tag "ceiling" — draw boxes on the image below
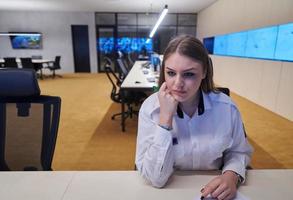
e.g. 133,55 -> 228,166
0,0 -> 217,13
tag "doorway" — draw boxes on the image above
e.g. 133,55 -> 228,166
71,25 -> 91,72
96,26 -> 117,72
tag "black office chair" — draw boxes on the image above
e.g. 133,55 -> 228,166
3,57 -> 18,68
20,57 -> 34,69
105,59 -> 146,131
116,51 -> 131,76
31,55 -> 44,77
46,56 -> 62,78
0,68 -> 61,171
116,57 -> 147,105
21,57 -> 44,79
116,58 -> 129,79
216,87 -> 230,96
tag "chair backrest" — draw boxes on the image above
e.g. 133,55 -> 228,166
217,87 -> 230,96
105,64 -> 121,103
20,57 -> 34,69
117,51 -> 124,59
127,53 -> 134,66
4,57 -> 18,68
116,58 -> 129,79
0,68 -> 61,171
54,56 -> 61,69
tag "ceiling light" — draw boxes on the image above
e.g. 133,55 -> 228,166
149,4 -> 168,38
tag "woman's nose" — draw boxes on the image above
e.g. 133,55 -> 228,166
174,75 -> 184,88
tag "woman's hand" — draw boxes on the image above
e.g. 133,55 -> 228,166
201,171 -> 238,200
158,82 -> 178,127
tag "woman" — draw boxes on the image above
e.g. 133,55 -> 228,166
135,35 -> 253,200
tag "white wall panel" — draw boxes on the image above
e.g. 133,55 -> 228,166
276,62 -> 293,120
258,61 -> 282,112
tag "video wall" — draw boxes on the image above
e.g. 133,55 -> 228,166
98,37 -> 153,54
203,22 -> 293,62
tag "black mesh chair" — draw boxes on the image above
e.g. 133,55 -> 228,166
116,58 -> 129,79
0,68 -> 61,171
3,57 -> 18,68
105,58 -> 146,131
46,56 -> 62,78
116,51 -> 131,77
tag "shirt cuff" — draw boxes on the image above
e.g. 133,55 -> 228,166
222,163 -> 246,183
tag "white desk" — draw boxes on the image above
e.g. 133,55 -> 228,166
121,60 -> 159,91
0,170 -> 292,200
119,61 -> 159,131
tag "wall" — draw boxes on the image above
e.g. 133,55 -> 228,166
197,0 -> 293,121
0,11 -> 97,73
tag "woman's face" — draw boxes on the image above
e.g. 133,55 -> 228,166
164,52 -> 206,104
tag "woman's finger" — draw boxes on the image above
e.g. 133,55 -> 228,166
211,183 -> 227,197
159,82 -> 167,93
217,189 -> 230,200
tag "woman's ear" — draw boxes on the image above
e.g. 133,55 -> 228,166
201,66 -> 207,80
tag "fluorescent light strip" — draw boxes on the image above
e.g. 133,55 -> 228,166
149,5 -> 168,38
0,33 -> 41,36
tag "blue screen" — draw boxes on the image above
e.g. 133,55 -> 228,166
99,37 -> 153,54
214,35 -> 228,55
116,37 -> 152,53
274,23 -> 293,61
10,34 -> 42,49
99,37 -> 114,54
203,37 -> 214,54
245,26 -> 278,59
226,31 -> 247,57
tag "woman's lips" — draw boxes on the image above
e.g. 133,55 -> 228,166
172,90 -> 186,96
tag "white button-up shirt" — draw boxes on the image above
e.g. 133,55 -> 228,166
135,91 -> 253,188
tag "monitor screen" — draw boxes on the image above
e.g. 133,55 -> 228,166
9,32 -> 42,49
245,26 -> 278,59
150,53 -> 160,67
226,31 -> 247,57
274,23 -> 293,61
214,35 -> 228,55
203,37 -> 214,54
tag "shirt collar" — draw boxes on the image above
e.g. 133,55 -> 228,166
177,90 -> 212,118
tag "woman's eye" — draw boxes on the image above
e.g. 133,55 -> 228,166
183,72 -> 195,78
167,71 -> 176,76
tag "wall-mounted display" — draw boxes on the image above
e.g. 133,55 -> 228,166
203,22 -> 293,62
9,32 -> 42,49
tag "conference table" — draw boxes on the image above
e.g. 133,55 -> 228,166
0,58 -> 53,65
0,58 -> 53,79
120,60 -> 159,131
0,170 -> 292,200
